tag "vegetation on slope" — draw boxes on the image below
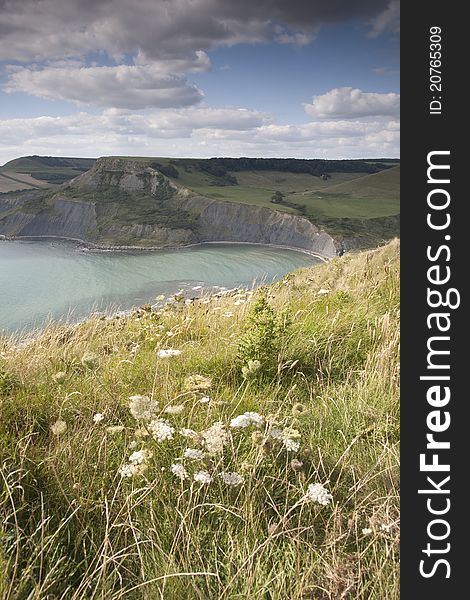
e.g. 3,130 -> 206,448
0,240 -> 400,599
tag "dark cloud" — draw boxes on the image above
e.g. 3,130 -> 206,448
0,0 -> 398,62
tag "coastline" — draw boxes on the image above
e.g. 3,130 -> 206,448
0,233 -> 331,262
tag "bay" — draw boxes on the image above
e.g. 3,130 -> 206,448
0,240 -> 321,334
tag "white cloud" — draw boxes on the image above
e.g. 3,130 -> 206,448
5,62 -> 205,110
304,87 -> 400,119
0,108 -> 399,165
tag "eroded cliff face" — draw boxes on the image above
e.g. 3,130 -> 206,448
0,158 -> 339,257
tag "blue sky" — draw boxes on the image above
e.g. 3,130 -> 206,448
0,0 -> 400,164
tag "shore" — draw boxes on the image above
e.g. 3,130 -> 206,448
0,234 -> 331,262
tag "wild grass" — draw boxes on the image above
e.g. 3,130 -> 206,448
0,240 -> 400,599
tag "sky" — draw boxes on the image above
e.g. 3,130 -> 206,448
0,0 -> 400,164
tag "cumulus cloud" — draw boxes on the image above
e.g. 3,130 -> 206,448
5,63 -> 204,110
0,109 -> 399,165
0,0 -> 397,62
304,87 -> 400,119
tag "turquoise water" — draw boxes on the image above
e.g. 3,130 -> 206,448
0,240 -> 321,334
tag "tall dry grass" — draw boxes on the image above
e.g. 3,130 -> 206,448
0,240 -> 400,599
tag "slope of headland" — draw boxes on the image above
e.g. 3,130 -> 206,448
0,239 -> 400,598
0,156 -> 399,257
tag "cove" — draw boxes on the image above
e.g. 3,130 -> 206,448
0,240 -> 322,334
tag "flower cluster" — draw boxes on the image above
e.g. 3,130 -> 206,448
202,421 -> 229,454
119,449 -> 152,478
148,418 -> 175,442
129,395 -> 159,420
230,412 -> 264,429
303,483 -> 333,505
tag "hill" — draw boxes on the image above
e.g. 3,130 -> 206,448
0,240 -> 400,599
0,156 -> 96,188
0,156 -> 399,252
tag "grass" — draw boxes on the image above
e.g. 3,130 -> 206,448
0,240 -> 399,599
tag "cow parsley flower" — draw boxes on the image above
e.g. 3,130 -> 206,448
171,463 -> 189,481
54,371 -> 67,384
129,449 -> 151,465
129,395 -> 159,420
106,425 -> 125,434
269,427 -> 283,440
51,419 -> 67,436
194,470 -> 212,484
180,428 -> 198,438
304,483 -> 333,505
184,448 -> 204,460
202,421 -> 229,454
93,413 -> 104,424
164,404 -> 185,415
220,471 -> 244,486
148,418 -> 174,442
282,438 -> 300,452
157,348 -> 182,358
230,412 -> 265,429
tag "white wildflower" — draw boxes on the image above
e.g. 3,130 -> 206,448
269,427 -> 283,440
129,395 -> 159,420
129,440 -> 138,449
171,463 -> 188,481
202,421 -> 229,454
93,413 -> 104,424
54,371 -> 67,384
166,331 -> 175,337
199,395 -> 211,404
194,470 -> 212,484
119,462 -> 147,478
304,483 -> 333,505
220,472 -> 244,486
230,411 -> 264,429
362,528 -> 373,535
51,419 -> 67,436
282,438 -> 300,452
157,348 -> 182,358
164,404 -> 185,415
129,450 -> 151,465
106,425 -> 125,434
148,418 -> 175,442
180,428 -> 198,438
380,523 -> 393,532
184,448 -> 205,460
317,288 -> 329,296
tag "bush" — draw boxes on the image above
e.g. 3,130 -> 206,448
237,293 -> 289,378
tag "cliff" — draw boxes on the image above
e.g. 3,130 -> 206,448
0,157 -> 338,257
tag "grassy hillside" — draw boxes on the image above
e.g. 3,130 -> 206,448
0,240 -> 400,599
1,156 -> 96,187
